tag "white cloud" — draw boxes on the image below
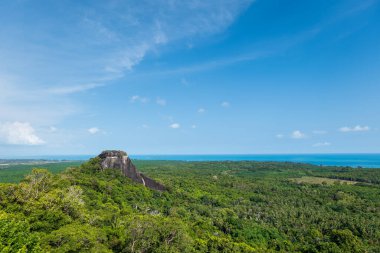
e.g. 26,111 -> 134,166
221,101 -> 230,108
169,123 -> 180,129
88,127 -> 100,134
313,142 -> 331,147
156,97 -> 166,106
291,130 -> 306,139
339,125 -> 370,132
198,108 -> 206,113
130,95 -> 149,103
0,122 -> 45,145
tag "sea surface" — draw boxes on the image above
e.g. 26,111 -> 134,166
3,154 -> 380,168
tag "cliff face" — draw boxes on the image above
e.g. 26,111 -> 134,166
98,150 -> 165,191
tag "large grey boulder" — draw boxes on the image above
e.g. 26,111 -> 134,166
98,150 -> 165,191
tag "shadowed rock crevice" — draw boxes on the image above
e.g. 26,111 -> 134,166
98,150 -> 165,191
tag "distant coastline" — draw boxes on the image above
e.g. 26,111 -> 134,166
1,153 -> 380,168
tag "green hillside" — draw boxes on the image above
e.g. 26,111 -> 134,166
0,159 -> 379,252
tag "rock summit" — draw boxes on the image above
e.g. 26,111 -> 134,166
97,150 -> 165,191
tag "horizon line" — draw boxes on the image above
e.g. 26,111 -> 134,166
1,152 -> 380,159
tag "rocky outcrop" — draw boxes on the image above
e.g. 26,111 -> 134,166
97,150 -> 165,191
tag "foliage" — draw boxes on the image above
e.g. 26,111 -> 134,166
0,161 -> 82,183
0,160 -> 379,252
0,211 -> 41,252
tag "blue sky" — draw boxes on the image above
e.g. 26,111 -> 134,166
0,0 -> 379,156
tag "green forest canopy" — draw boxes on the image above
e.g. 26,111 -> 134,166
0,159 -> 379,252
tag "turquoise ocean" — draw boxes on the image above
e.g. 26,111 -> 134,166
6,154 -> 380,168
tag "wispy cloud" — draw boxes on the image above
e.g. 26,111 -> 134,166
198,108 -> 206,113
156,97 -> 167,106
340,0 -> 378,18
156,51 -> 270,75
181,78 -> 189,86
0,0 -> 253,127
88,127 -> 100,134
0,78 -> 80,125
130,95 -> 149,103
221,101 -> 230,108
276,134 -> 284,139
339,125 -> 370,132
49,126 -> 58,133
93,1 -> 253,80
82,17 -> 120,42
49,83 -> 105,95
152,0 -> 380,77
169,123 -> 180,129
105,43 -> 151,74
313,142 -> 331,147
0,122 -> 45,145
291,130 -> 306,139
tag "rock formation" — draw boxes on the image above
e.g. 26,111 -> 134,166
98,150 -> 165,191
